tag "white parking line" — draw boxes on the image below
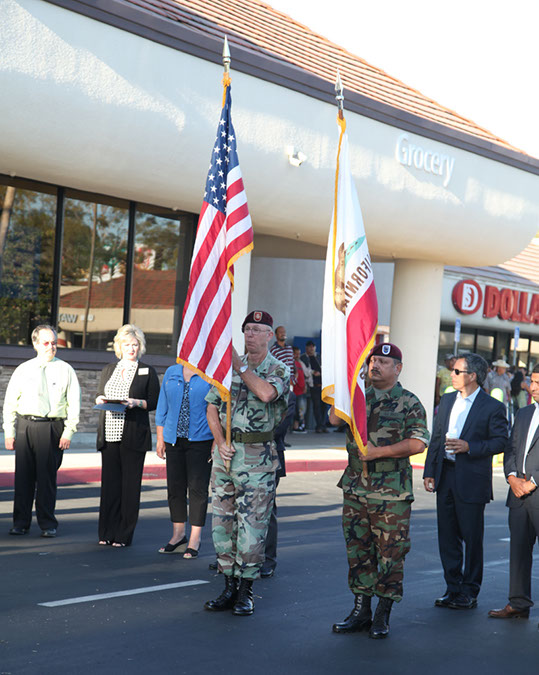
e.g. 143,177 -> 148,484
38,579 -> 209,607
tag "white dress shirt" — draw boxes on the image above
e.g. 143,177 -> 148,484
445,386 -> 481,461
523,402 -> 539,477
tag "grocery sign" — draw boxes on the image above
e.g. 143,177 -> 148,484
452,279 -> 539,324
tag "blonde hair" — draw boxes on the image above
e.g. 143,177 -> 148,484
113,324 -> 146,359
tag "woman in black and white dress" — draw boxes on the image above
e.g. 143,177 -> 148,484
95,324 -> 160,547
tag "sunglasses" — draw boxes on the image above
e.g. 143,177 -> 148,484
451,368 -> 470,375
244,327 -> 270,335
41,341 -> 57,347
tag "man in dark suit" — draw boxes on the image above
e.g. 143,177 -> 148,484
424,353 -> 508,609
488,364 -> 539,620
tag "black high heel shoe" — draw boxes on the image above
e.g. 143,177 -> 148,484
183,544 -> 200,559
158,536 -> 187,554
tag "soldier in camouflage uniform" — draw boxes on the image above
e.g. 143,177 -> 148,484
331,343 -> 429,639
204,310 -> 289,616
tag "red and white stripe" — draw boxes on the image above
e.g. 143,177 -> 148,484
177,165 -> 253,399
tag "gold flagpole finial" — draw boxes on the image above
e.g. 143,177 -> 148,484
335,69 -> 344,118
222,36 -> 231,100
223,36 -> 231,74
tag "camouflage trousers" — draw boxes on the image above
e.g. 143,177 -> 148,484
211,464 -> 276,580
342,493 -> 412,602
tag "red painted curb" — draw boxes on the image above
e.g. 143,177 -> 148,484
286,459 -> 347,473
0,460 -> 426,488
0,460 -> 348,488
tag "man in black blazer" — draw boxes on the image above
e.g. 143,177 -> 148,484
488,364 -> 539,620
424,353 -> 508,609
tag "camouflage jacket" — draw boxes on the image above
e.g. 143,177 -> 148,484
206,351 -> 290,473
339,382 -> 429,501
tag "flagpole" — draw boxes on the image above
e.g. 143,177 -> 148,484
335,68 -> 344,119
334,70 -> 368,478
333,70 -> 346,300
223,35 -> 232,473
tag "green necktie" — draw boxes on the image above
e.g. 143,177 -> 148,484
38,364 -> 51,417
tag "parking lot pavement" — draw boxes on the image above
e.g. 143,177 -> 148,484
0,469 -> 537,674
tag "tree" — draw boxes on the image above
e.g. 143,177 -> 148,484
0,186 -> 56,344
135,214 -> 182,271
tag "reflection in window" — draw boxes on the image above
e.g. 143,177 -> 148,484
0,182 -> 56,344
437,330 -> 454,354
508,336 -> 529,368
457,332 -> 475,353
476,333 -> 494,363
132,206 -> 194,355
528,340 -> 539,371
58,197 -> 128,351
437,327 -> 475,364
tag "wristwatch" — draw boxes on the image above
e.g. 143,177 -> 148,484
239,364 -> 248,374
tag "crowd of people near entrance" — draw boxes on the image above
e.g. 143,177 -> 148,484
3,320 -> 539,636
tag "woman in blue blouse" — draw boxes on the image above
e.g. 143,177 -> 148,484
155,364 -> 213,558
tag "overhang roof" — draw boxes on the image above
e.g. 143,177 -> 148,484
45,0 -> 539,174
126,0 -> 520,152
501,237 -> 539,285
446,237 -> 539,290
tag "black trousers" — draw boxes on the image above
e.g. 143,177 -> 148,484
165,438 -> 213,526
508,503 -> 539,610
264,475 -> 281,571
264,393 -> 294,571
436,462 -> 485,598
310,386 -> 325,430
99,442 -> 146,545
13,417 -> 64,530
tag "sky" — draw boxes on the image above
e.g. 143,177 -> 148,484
266,0 -> 539,159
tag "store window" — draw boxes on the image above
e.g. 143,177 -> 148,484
456,331 -> 475,354
0,174 -> 196,357
58,193 -> 129,351
437,329 -> 455,364
509,336 -> 529,368
529,340 -> 539,371
476,333 -> 495,363
132,206 -> 195,355
0,180 -> 56,345
437,325 -> 474,363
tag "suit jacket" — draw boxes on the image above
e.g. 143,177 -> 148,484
424,388 -> 508,503
96,361 -> 160,453
504,403 -> 539,509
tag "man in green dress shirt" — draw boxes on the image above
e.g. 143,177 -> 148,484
3,325 -> 81,537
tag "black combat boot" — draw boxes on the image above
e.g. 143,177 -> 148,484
204,575 -> 238,611
232,578 -> 254,616
369,597 -> 393,639
332,594 -> 372,633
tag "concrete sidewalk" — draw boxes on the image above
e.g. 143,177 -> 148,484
0,429 -> 351,487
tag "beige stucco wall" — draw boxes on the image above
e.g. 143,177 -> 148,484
1,0 -> 538,268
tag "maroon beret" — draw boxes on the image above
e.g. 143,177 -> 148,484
366,342 -> 402,364
242,310 -> 273,332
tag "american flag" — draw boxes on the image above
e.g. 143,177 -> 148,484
177,85 -> 253,399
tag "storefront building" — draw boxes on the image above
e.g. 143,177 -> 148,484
2,0 -> 539,431
438,237 -> 539,369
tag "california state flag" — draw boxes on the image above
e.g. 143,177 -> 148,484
321,116 -> 378,453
